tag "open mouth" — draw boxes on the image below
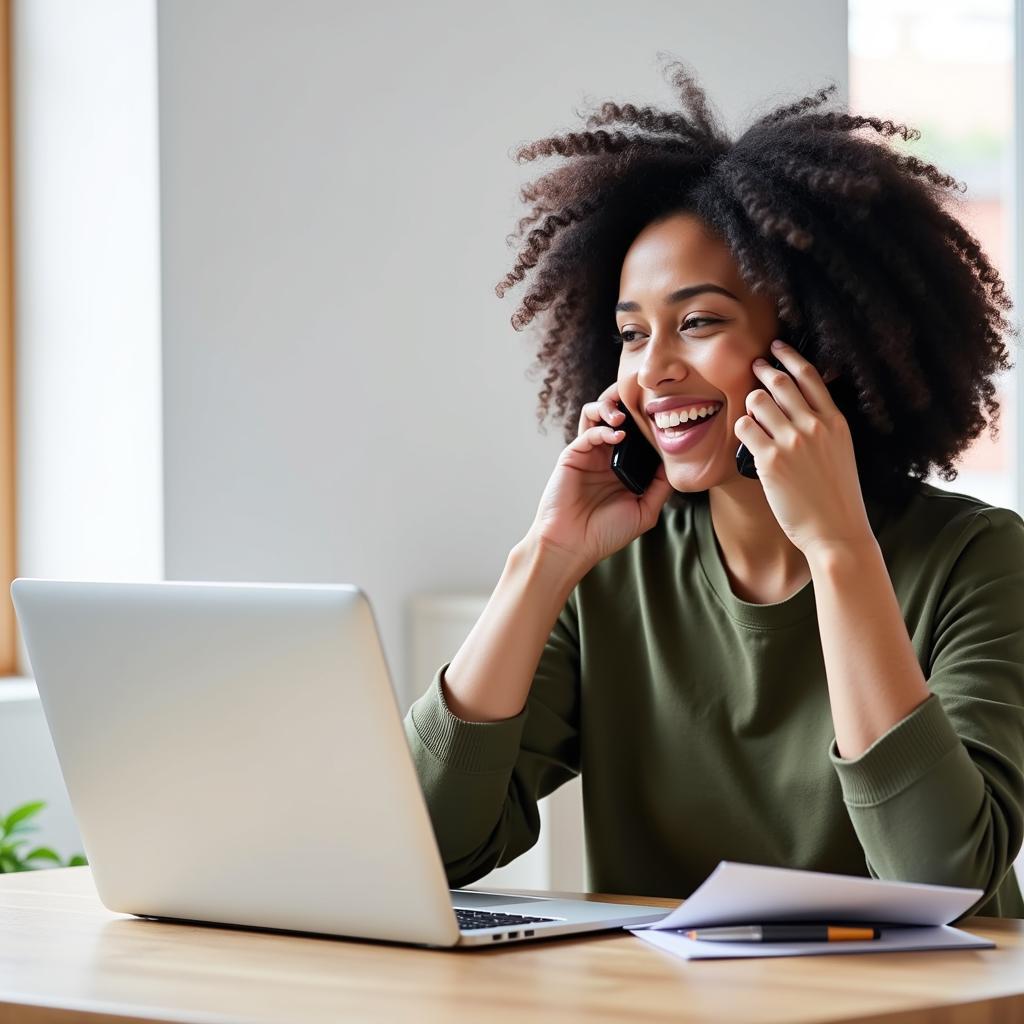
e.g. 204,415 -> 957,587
656,407 -> 722,438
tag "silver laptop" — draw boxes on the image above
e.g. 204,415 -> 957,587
11,579 -> 665,947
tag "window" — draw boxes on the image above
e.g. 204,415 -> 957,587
849,0 -> 1017,511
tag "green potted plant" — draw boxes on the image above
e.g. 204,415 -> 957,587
0,800 -> 87,872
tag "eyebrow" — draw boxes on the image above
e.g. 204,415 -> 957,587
615,283 -> 739,313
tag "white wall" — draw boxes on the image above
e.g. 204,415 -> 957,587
156,0 -> 849,710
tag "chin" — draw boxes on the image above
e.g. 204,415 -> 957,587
664,457 -> 729,492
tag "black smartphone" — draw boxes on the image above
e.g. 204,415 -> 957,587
610,400 -> 662,495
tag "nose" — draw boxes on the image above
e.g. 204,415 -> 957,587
636,329 -> 690,392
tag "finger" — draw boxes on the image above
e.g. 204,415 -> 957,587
569,423 -> 624,453
578,402 -> 600,437
578,398 -> 625,437
767,340 -> 833,414
601,399 -> 625,425
751,360 -> 813,424
733,413 -> 770,460
744,388 -> 791,441
579,402 -> 607,436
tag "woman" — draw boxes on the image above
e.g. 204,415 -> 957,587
402,60 -> 1024,918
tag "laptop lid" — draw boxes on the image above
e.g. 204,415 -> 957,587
11,579 -> 463,947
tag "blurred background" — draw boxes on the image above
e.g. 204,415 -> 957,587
0,0 -> 1019,890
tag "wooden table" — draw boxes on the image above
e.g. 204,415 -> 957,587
3,868 -> 1024,1023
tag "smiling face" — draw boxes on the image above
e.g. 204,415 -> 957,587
615,210 -> 780,492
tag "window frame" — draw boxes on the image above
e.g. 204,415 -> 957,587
1016,0 -> 1024,514
0,0 -> 19,676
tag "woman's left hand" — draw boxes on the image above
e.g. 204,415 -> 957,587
733,339 -> 874,560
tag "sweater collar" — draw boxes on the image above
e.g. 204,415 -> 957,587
689,490 -> 891,630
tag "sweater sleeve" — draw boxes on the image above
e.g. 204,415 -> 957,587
827,508 -> 1024,916
402,590 -> 581,889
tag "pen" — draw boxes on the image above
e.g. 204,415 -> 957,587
684,925 -> 881,943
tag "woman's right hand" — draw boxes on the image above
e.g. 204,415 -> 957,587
525,381 -> 676,574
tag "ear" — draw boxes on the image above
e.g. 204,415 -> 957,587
822,368 -> 840,385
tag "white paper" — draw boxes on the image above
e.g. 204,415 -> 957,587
629,924 -> 994,961
629,861 -> 984,932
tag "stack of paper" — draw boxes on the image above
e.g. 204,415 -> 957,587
627,862 -> 994,960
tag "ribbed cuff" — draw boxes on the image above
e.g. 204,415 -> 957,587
409,663 -> 528,774
828,694 -> 961,806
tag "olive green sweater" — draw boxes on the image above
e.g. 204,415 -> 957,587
403,483 -> 1024,919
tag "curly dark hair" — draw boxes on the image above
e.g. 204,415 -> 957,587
495,58 -> 1016,504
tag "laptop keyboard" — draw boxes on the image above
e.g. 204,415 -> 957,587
454,908 -> 559,931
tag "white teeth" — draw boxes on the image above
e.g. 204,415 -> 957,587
654,404 -> 721,429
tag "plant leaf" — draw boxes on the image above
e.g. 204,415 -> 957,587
66,854 -> 88,867
6,823 -> 40,837
24,847 -> 61,865
3,801 -> 46,833
0,852 -> 21,873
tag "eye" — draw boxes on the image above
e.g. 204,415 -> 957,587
610,317 -> 721,346
682,316 -> 721,331
610,329 -> 644,346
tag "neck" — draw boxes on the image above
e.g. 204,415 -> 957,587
706,478 -> 809,601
